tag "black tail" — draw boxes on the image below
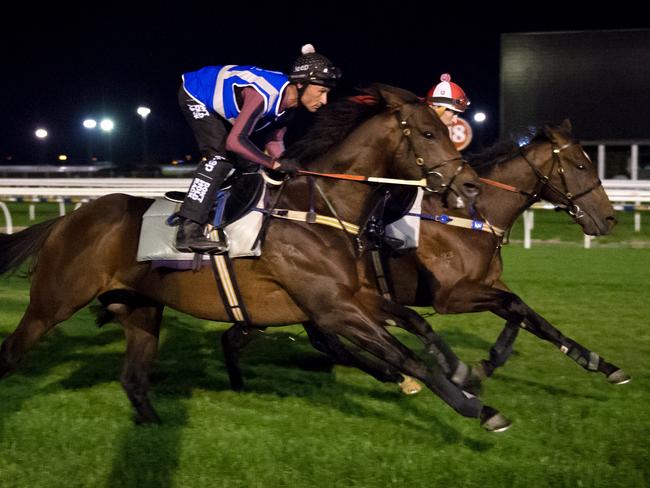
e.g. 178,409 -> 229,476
90,302 -> 116,328
0,218 -> 61,276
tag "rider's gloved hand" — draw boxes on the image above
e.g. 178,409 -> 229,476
273,157 -> 300,176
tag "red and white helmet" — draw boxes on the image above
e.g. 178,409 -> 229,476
427,73 -> 470,112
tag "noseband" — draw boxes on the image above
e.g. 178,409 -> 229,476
396,108 -> 466,195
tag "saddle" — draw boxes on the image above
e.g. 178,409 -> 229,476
137,171 -> 273,266
166,171 -> 265,228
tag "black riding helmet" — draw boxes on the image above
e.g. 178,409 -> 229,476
288,44 -> 341,88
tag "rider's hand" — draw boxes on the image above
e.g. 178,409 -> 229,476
273,157 -> 300,176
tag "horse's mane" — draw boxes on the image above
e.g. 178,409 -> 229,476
284,84 -> 399,163
467,122 -> 574,174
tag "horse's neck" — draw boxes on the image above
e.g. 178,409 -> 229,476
476,144 -> 549,229
310,118 -> 394,176
302,119 -> 396,222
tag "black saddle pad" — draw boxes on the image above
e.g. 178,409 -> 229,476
165,172 -> 264,227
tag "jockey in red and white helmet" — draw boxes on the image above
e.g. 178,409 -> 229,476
427,73 -> 470,127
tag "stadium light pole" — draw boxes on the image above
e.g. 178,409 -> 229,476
83,118 -> 97,161
100,118 -> 114,162
34,128 -> 48,164
136,106 -> 151,164
472,111 -> 487,149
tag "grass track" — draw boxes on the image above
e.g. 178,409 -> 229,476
0,204 -> 649,487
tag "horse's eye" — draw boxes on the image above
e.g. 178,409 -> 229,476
423,132 -> 433,139
576,164 -> 586,170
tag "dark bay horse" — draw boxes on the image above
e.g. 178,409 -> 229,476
0,84 -> 511,431
224,119 -> 629,399
397,119 -> 628,387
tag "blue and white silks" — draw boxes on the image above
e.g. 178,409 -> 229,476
182,65 -> 290,131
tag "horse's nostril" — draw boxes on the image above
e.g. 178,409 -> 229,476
462,183 -> 481,197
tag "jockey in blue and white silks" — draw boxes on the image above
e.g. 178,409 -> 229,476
175,44 -> 341,254
182,65 -> 290,130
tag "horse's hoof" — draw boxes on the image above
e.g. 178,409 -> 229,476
398,375 -> 422,395
607,369 -> 631,385
480,406 -> 512,433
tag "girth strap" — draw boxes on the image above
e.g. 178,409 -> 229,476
209,254 -> 252,324
271,209 -> 360,234
370,249 -> 393,300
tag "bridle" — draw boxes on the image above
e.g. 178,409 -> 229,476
295,101 -> 469,194
270,101 -> 474,255
396,105 -> 467,195
480,140 -> 604,221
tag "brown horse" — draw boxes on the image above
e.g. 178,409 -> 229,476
399,119 -> 628,387
0,84 -> 511,431
224,119 -> 629,397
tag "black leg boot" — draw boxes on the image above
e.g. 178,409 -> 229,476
175,156 -> 233,254
175,218 -> 228,254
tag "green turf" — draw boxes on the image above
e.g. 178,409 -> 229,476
508,208 -> 650,247
0,205 -> 649,487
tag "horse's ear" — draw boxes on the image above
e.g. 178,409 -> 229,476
373,83 -> 419,109
544,118 -> 573,140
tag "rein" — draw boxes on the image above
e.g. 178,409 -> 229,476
293,103 -> 466,192
297,169 -> 426,187
270,101 -> 468,252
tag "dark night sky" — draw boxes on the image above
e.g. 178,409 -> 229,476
1,3 -> 644,166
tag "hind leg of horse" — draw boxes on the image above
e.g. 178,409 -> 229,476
433,282 -> 538,386
0,306 -> 58,378
0,289 -> 89,378
482,280 -> 627,383
302,321 -> 404,385
221,322 -> 256,391
1,254 -> 107,378
116,304 -> 164,424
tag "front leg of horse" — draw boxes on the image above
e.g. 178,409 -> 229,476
302,321 -> 409,388
304,301 -> 511,432
377,299 -> 478,393
445,282 -> 631,386
471,318 -> 521,382
521,310 -> 631,385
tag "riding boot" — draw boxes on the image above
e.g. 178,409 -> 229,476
175,218 -> 228,254
175,155 -> 233,254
